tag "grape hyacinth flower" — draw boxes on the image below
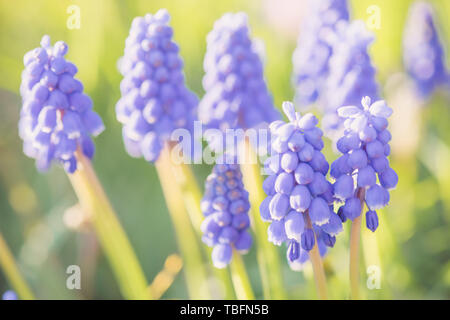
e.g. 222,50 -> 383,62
19,35 -> 105,173
323,20 -> 379,140
18,36 -> 149,300
260,101 -> 343,267
201,155 -> 252,268
116,9 -> 198,162
330,96 -> 398,232
199,13 -> 284,298
199,12 -> 279,132
403,1 -> 449,99
292,0 -> 349,109
2,291 -> 18,300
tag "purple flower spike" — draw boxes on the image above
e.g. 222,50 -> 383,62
117,9 -> 198,162
199,12 -> 279,131
292,0 -> 350,109
403,1 -> 449,99
331,97 -> 398,231
262,101 -> 343,269
201,155 -> 252,268
2,290 -> 18,300
322,21 -> 379,141
19,36 -> 104,173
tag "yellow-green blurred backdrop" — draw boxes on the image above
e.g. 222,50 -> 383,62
0,0 -> 449,299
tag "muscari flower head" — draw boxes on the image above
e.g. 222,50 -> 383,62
2,290 -> 18,300
292,0 -> 350,108
403,1 -> 449,99
330,96 -> 398,231
19,36 -> 104,173
116,9 -> 198,162
260,102 -> 343,270
199,12 -> 279,132
322,20 -> 379,140
200,155 -> 252,268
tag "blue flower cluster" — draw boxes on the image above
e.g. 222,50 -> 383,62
292,0 -> 349,108
2,290 -> 18,300
323,21 -> 379,140
19,35 -> 104,173
199,12 -> 279,131
201,156 -> 252,268
331,97 -> 398,231
116,9 -> 198,162
260,102 -> 343,268
403,1 -> 449,99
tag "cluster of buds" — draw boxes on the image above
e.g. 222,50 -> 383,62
19,36 -> 104,173
199,12 -> 279,131
261,102 -> 343,269
201,155 -> 252,268
116,9 -> 198,162
331,97 -> 398,231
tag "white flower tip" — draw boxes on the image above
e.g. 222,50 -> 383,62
40,35 -> 51,48
155,8 -> 170,23
213,261 -> 227,269
314,217 -> 330,226
369,100 -> 393,118
337,105 -> 362,118
289,261 -> 306,272
350,114 -> 368,132
361,96 -> 372,109
282,101 -> 296,122
235,11 -> 248,25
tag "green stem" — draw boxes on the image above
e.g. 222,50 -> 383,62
349,187 -> 366,300
156,146 -> 211,299
212,266 -> 235,299
229,252 -> 255,300
172,160 -> 204,229
69,151 -> 150,300
305,212 -> 328,300
239,139 -> 285,299
0,232 -> 35,300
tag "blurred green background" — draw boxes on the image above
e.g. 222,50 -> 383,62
0,0 -> 449,299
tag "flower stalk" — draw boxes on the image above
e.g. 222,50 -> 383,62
155,145 -> 211,299
69,150 -> 150,300
229,252 -> 255,300
239,138 -> 285,299
304,212 -> 328,300
0,232 -> 35,300
167,145 -> 256,300
171,160 -> 204,230
349,187 -> 366,300
171,159 -> 237,299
